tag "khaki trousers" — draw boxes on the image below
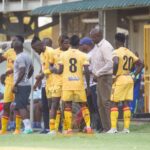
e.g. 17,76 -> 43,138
97,75 -> 112,131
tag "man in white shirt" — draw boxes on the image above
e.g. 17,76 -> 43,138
90,27 -> 113,132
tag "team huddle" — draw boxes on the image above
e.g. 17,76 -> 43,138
0,27 -> 143,135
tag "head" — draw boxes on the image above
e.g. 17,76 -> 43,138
70,35 -> 80,48
31,36 -> 44,55
79,37 -> 93,53
59,35 -> 70,51
11,35 -> 24,48
13,40 -> 23,54
115,33 -> 125,49
90,27 -> 103,44
42,38 -> 53,47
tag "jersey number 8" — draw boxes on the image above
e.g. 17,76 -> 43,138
69,58 -> 77,73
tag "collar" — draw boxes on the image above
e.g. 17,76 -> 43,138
96,39 -> 105,48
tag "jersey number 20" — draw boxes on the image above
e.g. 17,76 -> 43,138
123,56 -> 133,71
69,58 -> 77,73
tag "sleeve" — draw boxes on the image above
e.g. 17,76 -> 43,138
129,51 -> 139,63
48,49 -> 55,64
2,50 -> 9,59
83,54 -> 89,66
17,57 -> 26,68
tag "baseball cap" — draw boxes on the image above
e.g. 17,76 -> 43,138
80,37 -> 93,45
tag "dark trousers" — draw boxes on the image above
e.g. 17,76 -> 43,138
87,85 -> 102,131
97,75 -> 112,131
41,87 -> 49,130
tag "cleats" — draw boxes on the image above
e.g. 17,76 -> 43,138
83,127 -> 93,134
122,128 -> 130,133
63,129 -> 73,135
47,130 -> 57,136
13,129 -> 21,135
0,130 -> 7,135
107,128 -> 118,134
23,129 -> 33,134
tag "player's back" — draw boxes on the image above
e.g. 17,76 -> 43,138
60,48 -> 89,90
113,47 -> 138,76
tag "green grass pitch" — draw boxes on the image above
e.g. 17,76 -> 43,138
0,122 -> 150,150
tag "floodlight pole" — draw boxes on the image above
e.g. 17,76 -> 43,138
30,48 -> 34,125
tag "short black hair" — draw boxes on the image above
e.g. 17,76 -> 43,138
15,35 -> 24,43
115,33 -> 126,43
31,35 -> 41,45
70,35 -> 80,47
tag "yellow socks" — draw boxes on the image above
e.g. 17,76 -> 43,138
81,107 -> 91,127
49,119 -> 55,131
55,110 -> 61,131
15,115 -> 22,131
110,107 -> 119,129
123,106 -> 131,129
1,116 -> 9,132
64,108 -> 72,130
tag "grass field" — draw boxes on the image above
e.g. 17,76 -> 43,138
0,122 -> 150,150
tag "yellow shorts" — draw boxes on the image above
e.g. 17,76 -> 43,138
62,90 -> 87,102
111,75 -> 134,102
3,84 -> 14,103
51,85 -> 62,98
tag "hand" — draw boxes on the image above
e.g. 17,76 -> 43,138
12,85 -> 18,93
93,75 -> 97,82
86,87 -> 92,97
5,70 -> 13,76
50,66 -> 57,73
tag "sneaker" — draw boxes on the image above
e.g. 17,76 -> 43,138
40,129 -> 49,134
122,128 -> 130,133
0,130 -> 7,135
63,129 -> 73,135
23,129 -> 33,134
85,127 -> 93,134
13,129 -> 21,135
47,130 -> 56,135
107,128 -> 118,134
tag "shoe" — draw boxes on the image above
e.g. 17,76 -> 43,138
85,127 -> 93,134
23,129 -> 33,134
0,130 -> 7,135
13,129 -> 21,135
122,128 -> 130,133
47,130 -> 56,135
107,128 -> 118,134
40,129 -> 49,134
63,129 -> 73,135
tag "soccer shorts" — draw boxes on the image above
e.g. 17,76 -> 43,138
3,84 -> 14,103
111,75 -> 134,102
51,85 -> 62,98
45,77 -> 53,99
62,90 -> 87,102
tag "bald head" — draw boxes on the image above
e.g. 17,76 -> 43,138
32,40 -> 44,55
13,40 -> 23,54
90,27 -> 103,44
42,38 -> 52,47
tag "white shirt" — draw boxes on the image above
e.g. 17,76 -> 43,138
91,39 -> 113,77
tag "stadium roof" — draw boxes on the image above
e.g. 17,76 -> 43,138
31,0 -> 150,16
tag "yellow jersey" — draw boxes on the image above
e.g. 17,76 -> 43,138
59,48 -> 89,91
40,46 -> 54,75
112,47 -> 139,76
51,48 -> 63,86
2,48 -> 16,85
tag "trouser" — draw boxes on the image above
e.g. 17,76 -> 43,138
87,85 -> 102,130
41,87 -> 49,130
97,75 -> 112,131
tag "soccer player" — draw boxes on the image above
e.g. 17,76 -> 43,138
0,36 -> 24,134
48,35 -> 70,135
31,37 -> 54,133
107,33 -> 143,133
50,35 -> 92,134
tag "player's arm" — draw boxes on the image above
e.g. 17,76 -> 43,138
28,64 -> 34,79
84,65 -> 90,89
49,63 -> 63,74
113,56 -> 119,76
0,54 -> 6,63
132,59 -> 144,78
5,69 -> 13,76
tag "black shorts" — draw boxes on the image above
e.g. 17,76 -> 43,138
14,85 -> 31,109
